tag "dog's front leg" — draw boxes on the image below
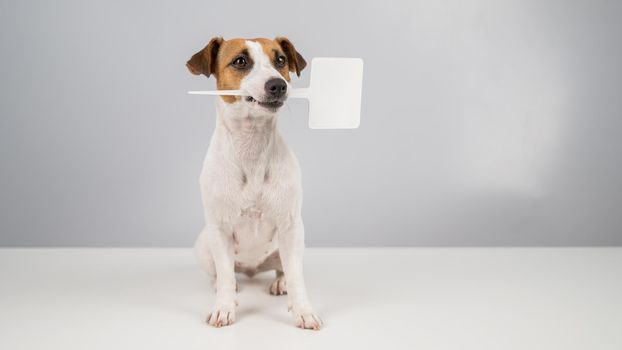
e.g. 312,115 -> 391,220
204,224 -> 237,327
278,218 -> 322,330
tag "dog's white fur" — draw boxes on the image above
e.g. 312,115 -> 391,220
194,40 -> 321,329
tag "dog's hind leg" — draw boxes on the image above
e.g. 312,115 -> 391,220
256,250 -> 287,295
257,250 -> 287,295
269,270 -> 287,296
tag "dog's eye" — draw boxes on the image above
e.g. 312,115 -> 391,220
232,56 -> 248,69
276,55 -> 287,68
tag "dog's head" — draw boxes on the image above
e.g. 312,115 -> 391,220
187,37 -> 306,115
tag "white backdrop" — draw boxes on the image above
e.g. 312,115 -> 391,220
1,0 -> 621,246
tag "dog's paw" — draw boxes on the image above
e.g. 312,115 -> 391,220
206,303 -> 236,328
269,275 -> 287,295
290,307 -> 322,330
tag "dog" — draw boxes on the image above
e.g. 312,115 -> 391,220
186,37 -> 322,330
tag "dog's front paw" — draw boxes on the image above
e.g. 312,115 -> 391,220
206,302 -> 236,328
290,307 -> 322,330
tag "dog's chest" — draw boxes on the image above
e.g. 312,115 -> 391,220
232,171 -> 279,254
237,168 -> 272,215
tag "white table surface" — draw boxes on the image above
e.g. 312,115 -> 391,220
0,248 -> 620,350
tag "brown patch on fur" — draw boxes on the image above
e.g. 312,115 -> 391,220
186,37 -> 223,77
186,38 -> 250,104
187,37 -> 307,103
214,39 -> 251,103
275,37 -> 307,77
252,38 -> 292,82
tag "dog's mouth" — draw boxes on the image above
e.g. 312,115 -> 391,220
246,96 -> 284,111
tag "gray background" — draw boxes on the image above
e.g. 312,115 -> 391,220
1,0 -> 621,247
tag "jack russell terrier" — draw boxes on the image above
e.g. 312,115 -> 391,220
186,37 -> 322,330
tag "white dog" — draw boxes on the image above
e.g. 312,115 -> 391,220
187,37 -> 321,330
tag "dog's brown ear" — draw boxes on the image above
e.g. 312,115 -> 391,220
186,37 -> 224,77
275,37 -> 307,77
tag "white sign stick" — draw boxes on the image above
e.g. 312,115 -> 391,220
189,58 -> 363,129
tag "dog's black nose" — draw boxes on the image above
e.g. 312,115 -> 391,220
264,78 -> 287,99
